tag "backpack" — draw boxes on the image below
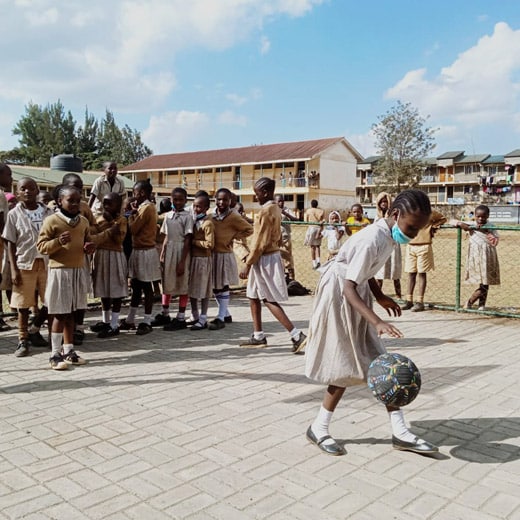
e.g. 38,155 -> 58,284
287,280 -> 310,296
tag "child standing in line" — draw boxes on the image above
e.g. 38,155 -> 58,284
374,192 -> 402,299
188,193 -> 214,330
88,161 -> 127,218
401,209 -> 447,312
210,188 -> 253,330
3,178 -> 53,357
320,211 -> 345,260
37,186 -> 95,370
119,180 -> 161,335
345,203 -> 370,236
0,163 -> 13,331
451,205 -> 500,310
54,173 -> 98,346
159,187 -> 193,331
303,199 -> 325,269
304,189 -> 438,456
239,177 -> 306,351
91,193 -> 128,338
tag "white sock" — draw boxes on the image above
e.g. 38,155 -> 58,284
176,312 -> 185,321
102,310 -> 110,323
76,324 -> 85,332
199,314 -> 207,325
63,343 -> 74,355
389,409 -> 423,443
126,306 -> 138,323
311,405 -> 335,447
216,291 -> 230,321
51,333 -> 63,356
143,314 -> 152,325
111,312 -> 120,329
253,331 -> 265,340
289,327 -> 301,340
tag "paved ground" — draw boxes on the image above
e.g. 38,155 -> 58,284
0,294 -> 520,520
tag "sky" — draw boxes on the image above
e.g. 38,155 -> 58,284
1,0 -> 520,161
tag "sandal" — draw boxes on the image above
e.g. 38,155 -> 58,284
190,321 -> 207,331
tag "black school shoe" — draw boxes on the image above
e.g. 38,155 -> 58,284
28,331 -> 49,347
392,435 -> 438,454
208,318 -> 225,330
151,313 -> 171,327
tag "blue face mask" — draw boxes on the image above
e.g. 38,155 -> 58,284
391,216 -> 413,245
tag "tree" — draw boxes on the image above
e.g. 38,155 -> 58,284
12,100 -> 77,166
76,108 -> 99,170
371,101 -> 436,194
11,102 -> 152,169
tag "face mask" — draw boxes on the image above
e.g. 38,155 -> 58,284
391,216 -> 413,245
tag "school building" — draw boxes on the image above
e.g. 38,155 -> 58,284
357,149 -> 520,207
120,137 -> 363,216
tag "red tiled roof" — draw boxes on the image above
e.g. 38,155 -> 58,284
121,137 -> 358,172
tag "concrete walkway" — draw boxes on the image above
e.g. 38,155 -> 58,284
0,295 -> 519,519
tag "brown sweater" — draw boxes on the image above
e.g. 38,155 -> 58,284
246,201 -> 282,266
410,210 -> 447,245
95,215 -> 127,251
212,211 -> 253,253
192,217 -> 214,257
37,214 -> 91,268
129,201 -> 158,249
304,206 -> 325,224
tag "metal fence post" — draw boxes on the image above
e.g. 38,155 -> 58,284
455,226 -> 462,310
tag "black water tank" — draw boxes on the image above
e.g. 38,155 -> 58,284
50,154 -> 83,173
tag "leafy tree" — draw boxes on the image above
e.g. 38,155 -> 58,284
12,100 -> 77,166
371,101 -> 436,194
11,102 -> 152,169
96,110 -> 152,167
76,108 -> 99,170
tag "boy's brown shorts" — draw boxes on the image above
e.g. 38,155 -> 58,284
10,259 -> 47,309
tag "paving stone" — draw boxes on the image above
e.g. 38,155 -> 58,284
0,298 -> 519,519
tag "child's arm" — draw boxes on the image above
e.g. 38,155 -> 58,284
193,222 -> 214,251
344,279 -> 403,338
37,220 -> 68,256
176,233 -> 192,276
6,241 -> 21,286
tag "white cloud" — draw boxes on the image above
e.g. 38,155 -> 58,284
142,111 -> 211,154
386,22 -> 520,151
226,93 -> 248,106
260,35 -> 271,55
0,0 -> 322,113
218,110 -> 248,127
347,130 -> 376,159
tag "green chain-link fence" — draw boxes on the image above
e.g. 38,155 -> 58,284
284,222 -> 520,318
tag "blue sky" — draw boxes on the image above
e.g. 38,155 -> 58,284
1,0 -> 520,160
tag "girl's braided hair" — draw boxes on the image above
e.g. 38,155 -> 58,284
391,189 -> 431,217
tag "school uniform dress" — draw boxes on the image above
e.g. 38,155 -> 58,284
212,210 -> 253,290
160,209 -> 193,295
92,216 -> 128,299
189,216 -> 214,299
305,219 -> 396,388
465,229 -> 500,285
246,201 -> 288,302
37,213 -> 92,315
128,200 -> 161,282
303,207 -> 325,246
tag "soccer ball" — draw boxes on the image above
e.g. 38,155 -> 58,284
367,353 -> 421,407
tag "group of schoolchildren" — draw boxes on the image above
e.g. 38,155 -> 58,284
0,163 -> 306,370
0,162 -> 503,457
